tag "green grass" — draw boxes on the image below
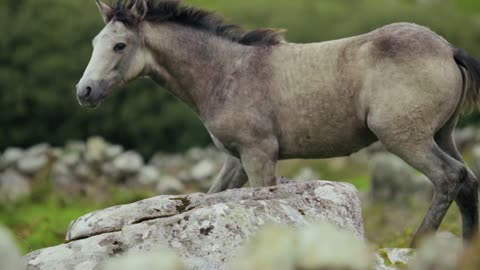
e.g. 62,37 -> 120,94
363,199 -> 462,249
0,197 -> 97,253
279,157 -> 371,191
0,179 -> 155,254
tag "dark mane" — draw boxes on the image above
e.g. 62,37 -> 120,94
106,0 -> 285,46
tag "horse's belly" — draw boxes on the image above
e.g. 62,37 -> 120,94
277,120 -> 377,160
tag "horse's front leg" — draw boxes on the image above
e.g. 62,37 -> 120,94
239,139 -> 279,187
208,155 -> 248,194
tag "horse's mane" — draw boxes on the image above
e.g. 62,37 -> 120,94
106,0 -> 285,46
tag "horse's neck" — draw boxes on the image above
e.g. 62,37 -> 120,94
143,23 -> 254,116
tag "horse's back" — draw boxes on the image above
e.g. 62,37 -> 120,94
268,22 -> 462,159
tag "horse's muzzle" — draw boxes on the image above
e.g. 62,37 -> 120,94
76,80 -> 107,108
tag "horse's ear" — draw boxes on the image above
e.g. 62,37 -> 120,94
130,0 -> 148,20
96,0 -> 112,24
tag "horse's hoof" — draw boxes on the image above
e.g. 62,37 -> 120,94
278,176 -> 294,185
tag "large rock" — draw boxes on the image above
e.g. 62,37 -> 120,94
51,162 -> 83,195
85,137 -> 109,164
229,223 -> 372,270
0,225 -> 26,270
189,159 -> 217,182
25,181 -> 363,270
135,165 -> 161,187
408,232 -> 463,270
101,248 -> 185,270
17,144 -> 51,175
149,153 -> 187,175
0,169 -> 31,201
156,175 -> 185,195
293,167 -> 321,182
113,151 -> 144,174
0,147 -> 24,170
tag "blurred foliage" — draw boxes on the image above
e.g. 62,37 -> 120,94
364,200 -> 462,248
1,0 -> 480,156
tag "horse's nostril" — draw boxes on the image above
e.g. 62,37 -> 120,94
85,86 -> 92,97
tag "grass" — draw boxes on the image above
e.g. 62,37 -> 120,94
0,179 -> 155,254
278,156 -> 371,191
363,199 -> 462,249
0,197 -> 97,253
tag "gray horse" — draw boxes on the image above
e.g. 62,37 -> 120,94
77,0 -> 479,246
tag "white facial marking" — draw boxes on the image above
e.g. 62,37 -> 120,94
77,21 -> 148,107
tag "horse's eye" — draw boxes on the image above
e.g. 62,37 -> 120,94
113,43 -> 127,52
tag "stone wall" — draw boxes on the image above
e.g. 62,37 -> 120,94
0,137 -> 226,201
2,126 -> 479,203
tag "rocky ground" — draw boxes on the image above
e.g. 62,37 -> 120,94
2,127 -> 480,269
0,180 -> 477,270
25,181 -> 363,270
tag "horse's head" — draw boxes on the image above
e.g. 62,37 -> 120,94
76,0 -> 149,108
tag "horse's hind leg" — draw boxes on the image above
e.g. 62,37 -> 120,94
435,117 -> 479,241
369,119 -> 467,247
385,140 -> 465,246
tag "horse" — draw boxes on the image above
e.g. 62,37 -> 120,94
77,0 -> 480,246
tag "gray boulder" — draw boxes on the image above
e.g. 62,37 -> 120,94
374,232 -> 462,270
408,232 -> 462,270
135,165 -> 161,187
60,151 -> 81,168
0,169 -> 31,201
230,223 -> 372,270
85,137 -> 109,164
65,141 -> 86,154
293,167 -> 321,182
17,144 -> 51,175
185,147 -> 207,163
149,153 -> 186,175
0,147 -> 24,170
105,145 -> 124,160
51,162 -> 83,195
113,151 -> 144,174
0,226 -> 26,270
155,175 -> 185,195
25,180 -> 363,270
100,248 -> 186,270
189,159 -> 217,182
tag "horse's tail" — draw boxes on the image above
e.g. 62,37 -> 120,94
453,48 -> 480,113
